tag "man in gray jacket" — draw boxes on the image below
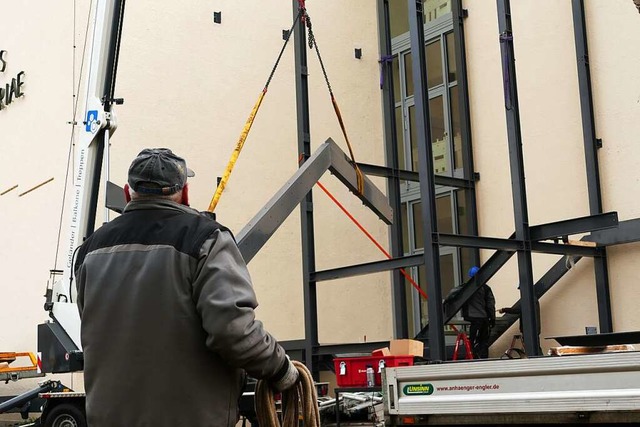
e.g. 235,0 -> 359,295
75,148 -> 298,427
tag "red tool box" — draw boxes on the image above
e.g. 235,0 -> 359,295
333,355 -> 414,387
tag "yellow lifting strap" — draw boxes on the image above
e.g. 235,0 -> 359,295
208,89 -> 266,213
207,8 -> 303,213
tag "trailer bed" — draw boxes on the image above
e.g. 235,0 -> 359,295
383,351 -> 640,425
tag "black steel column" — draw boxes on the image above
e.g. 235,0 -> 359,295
572,0 -> 613,333
378,0 -> 409,339
293,1 -> 319,374
497,0 -> 541,356
407,0 -> 445,360
451,0 -> 480,268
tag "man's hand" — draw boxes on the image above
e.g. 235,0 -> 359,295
498,308 -> 508,314
272,359 -> 299,391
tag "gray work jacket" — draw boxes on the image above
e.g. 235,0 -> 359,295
75,199 -> 287,427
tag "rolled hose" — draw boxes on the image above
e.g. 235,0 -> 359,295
255,360 -> 320,426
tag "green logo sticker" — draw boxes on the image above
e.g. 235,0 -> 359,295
403,383 -> 434,396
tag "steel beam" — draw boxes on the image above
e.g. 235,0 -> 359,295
327,143 -> 393,224
237,139 -> 393,263
237,142 -> 330,263
572,0 -> 613,333
491,218 -> 640,344
529,241 -> 598,257
357,163 -> 476,189
293,0 -> 318,374
452,0 -> 481,268
312,254 -> 423,283
436,233 -> 599,256
437,233 -> 521,251
497,0 -> 541,356
377,0 -> 409,339
408,0 -> 445,360
528,212 -> 618,241
587,218 -> 640,246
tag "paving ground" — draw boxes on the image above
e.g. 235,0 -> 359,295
0,413 -> 38,426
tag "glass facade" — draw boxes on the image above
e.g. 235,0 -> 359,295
386,0 -> 474,335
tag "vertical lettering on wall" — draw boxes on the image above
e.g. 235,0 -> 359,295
0,50 -> 6,73
5,80 -> 16,105
16,71 -> 25,97
0,51 -> 26,110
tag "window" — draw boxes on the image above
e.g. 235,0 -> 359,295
387,2 -> 471,334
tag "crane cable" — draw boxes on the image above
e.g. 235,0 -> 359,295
208,3 -> 365,212
207,9 -> 304,213
255,361 -> 320,427
302,8 -> 365,196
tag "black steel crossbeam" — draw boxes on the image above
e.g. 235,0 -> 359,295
436,233 -> 599,256
311,254 -> 423,282
529,241 -> 599,257
311,223 -> 604,286
437,233 -> 521,251
356,163 -> 477,189
489,218 -> 640,345
528,212 -> 618,241
587,218 -> 640,246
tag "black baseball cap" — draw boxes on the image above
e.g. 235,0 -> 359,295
128,148 -> 195,195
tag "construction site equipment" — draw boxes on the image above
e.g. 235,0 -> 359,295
0,352 -> 43,383
333,356 -> 413,388
0,380 -> 62,418
331,388 -> 385,427
384,351 -> 640,425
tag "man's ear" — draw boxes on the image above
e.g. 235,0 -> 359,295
181,183 -> 190,207
124,183 -> 132,203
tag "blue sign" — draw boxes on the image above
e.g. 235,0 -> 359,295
85,110 -> 98,133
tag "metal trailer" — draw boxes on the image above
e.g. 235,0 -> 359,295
383,352 -> 640,426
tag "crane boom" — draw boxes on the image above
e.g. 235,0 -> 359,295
39,0 -> 126,373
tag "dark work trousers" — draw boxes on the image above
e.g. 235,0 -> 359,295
468,318 -> 491,359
